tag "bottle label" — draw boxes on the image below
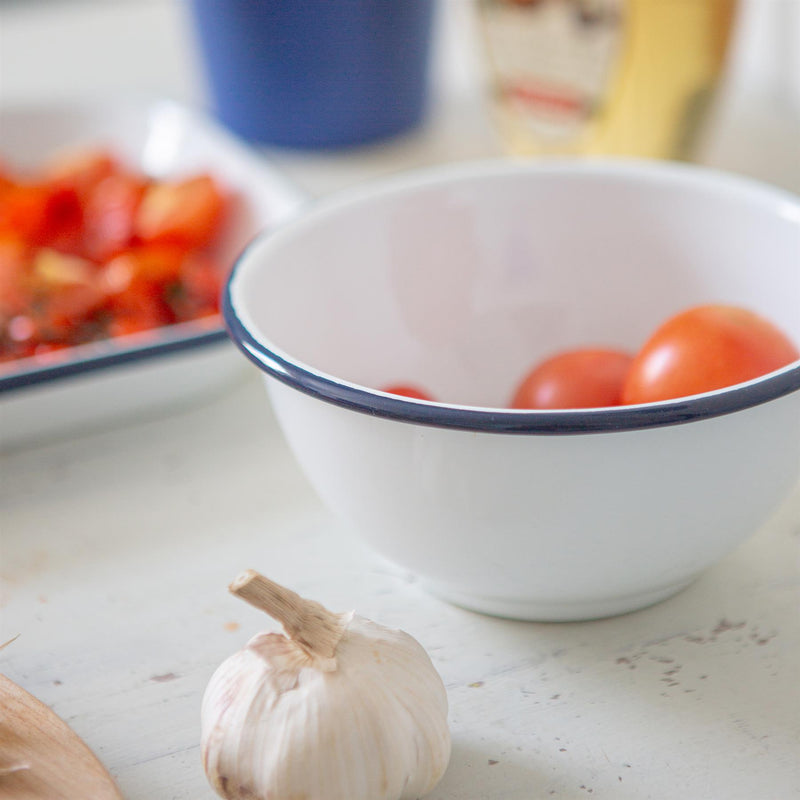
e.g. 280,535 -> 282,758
480,0 -> 626,144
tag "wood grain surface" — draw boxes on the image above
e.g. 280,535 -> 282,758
0,674 -> 122,800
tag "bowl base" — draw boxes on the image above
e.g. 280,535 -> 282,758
422,576 -> 699,622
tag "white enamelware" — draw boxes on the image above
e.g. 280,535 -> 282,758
225,159 -> 800,621
0,100 -> 305,451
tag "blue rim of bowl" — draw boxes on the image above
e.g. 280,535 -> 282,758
222,159 -> 800,435
0,325 -> 228,394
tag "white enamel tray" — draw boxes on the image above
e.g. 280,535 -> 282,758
0,100 -> 305,450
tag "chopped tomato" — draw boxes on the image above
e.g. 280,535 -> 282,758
0,233 -> 33,318
33,341 -> 71,357
0,163 -> 15,193
106,315 -> 160,338
0,183 -> 53,242
108,244 -> 187,285
83,173 -> 147,261
176,253 -> 222,317
40,186 -> 84,253
135,175 -> 227,249
0,339 -> 37,364
29,249 -> 107,338
44,148 -> 119,202
106,276 -> 175,336
33,247 -> 96,286
0,149 -> 234,364
0,181 -> 85,252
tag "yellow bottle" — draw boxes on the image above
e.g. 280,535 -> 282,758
478,0 -> 737,159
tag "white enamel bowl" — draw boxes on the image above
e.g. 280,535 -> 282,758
225,160 -> 800,621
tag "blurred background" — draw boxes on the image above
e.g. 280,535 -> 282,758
1,0 -> 798,195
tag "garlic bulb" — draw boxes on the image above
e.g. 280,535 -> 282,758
201,570 -> 451,800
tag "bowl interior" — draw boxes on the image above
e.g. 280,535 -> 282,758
232,162 -> 800,409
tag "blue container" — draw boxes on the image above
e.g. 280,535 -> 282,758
189,0 -> 435,149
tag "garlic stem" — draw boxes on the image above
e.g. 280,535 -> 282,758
229,570 -> 348,661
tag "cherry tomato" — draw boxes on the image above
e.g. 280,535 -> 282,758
383,384 -> 436,401
511,348 -> 634,409
134,175 -> 226,249
622,304 -> 800,404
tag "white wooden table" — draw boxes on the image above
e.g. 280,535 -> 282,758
1,2 -> 799,798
